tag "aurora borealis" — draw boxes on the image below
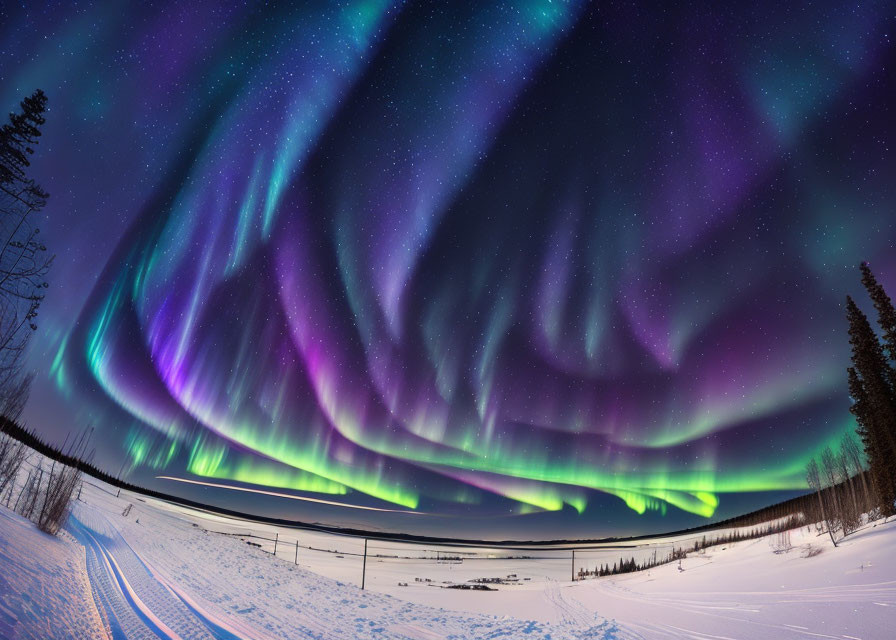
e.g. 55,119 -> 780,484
2,1 -> 895,537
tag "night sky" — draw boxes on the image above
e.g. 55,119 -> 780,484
1,1 -> 894,539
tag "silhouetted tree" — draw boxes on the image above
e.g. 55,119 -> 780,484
846,264 -> 896,515
0,89 -> 52,413
0,428 -> 27,500
861,262 -> 896,364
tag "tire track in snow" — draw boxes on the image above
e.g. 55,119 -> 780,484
68,515 -> 239,640
70,517 -> 155,640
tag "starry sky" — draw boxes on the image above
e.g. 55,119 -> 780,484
1,1 -> 894,539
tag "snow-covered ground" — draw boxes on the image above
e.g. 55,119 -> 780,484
1,473 -> 894,639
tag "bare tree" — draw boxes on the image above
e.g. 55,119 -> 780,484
16,460 -> 43,521
842,432 -> 876,517
0,429 -> 26,500
819,446 -> 845,533
0,372 -> 32,422
834,446 -> 860,533
34,427 -> 92,535
4,426 -> 92,535
0,90 -> 52,417
35,457 -> 82,534
806,459 -> 837,547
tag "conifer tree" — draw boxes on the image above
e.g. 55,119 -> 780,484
861,262 -> 896,364
846,269 -> 896,516
0,90 -> 48,191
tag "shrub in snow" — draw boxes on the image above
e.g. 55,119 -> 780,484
35,459 -> 82,535
0,431 -> 27,499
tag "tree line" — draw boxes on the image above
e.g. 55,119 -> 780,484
581,515 -> 803,579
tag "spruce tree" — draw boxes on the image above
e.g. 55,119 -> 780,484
861,262 -> 896,364
846,285 -> 896,515
0,89 -> 48,196
847,365 -> 884,508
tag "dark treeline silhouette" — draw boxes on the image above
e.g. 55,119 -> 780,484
2,416 -> 138,492
582,515 -> 804,578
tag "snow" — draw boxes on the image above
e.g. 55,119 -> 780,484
1,470 -> 894,639
396,526 -> 896,639
1,479 -> 629,639
0,506 -> 107,639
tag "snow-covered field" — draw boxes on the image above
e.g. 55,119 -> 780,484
1,473 -> 894,639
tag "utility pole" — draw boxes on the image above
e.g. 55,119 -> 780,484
273,532 -> 279,556
571,549 -> 575,581
362,539 -> 368,590
115,460 -> 126,498
295,539 -> 299,565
